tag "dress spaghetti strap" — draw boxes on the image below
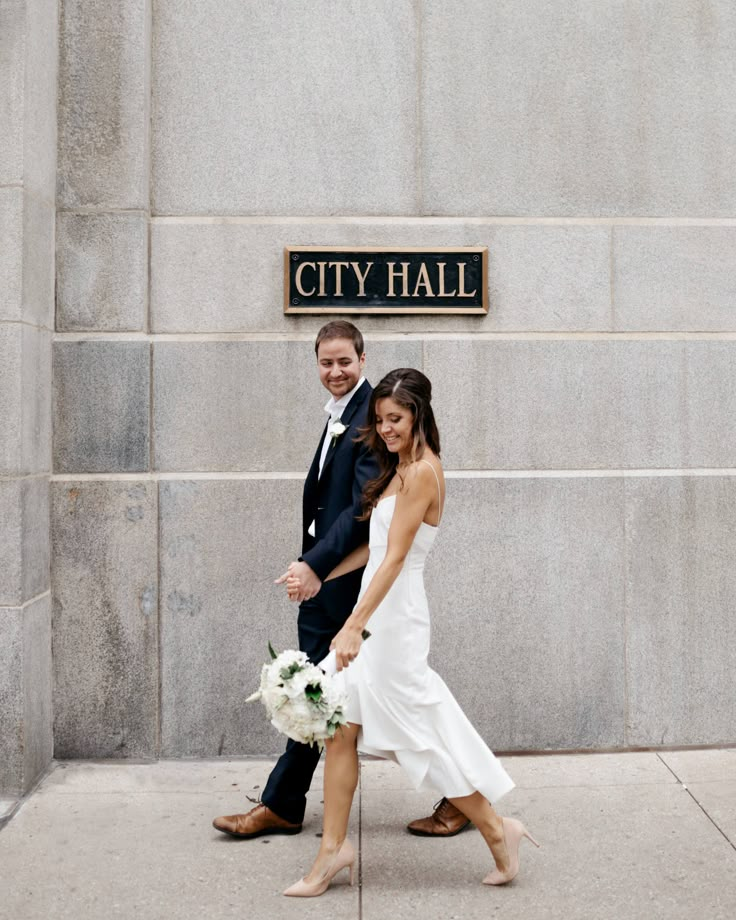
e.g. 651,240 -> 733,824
418,458 -> 443,525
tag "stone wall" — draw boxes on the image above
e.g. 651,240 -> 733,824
0,0 -> 56,796
49,0 -> 736,763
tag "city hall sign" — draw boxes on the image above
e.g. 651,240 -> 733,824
284,247 -> 488,314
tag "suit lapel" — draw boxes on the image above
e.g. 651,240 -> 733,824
305,420 -> 329,495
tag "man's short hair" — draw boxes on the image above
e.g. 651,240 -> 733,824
314,321 -> 364,357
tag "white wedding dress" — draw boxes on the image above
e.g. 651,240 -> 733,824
337,461 -> 515,804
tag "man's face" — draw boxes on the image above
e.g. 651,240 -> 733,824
317,337 -> 365,399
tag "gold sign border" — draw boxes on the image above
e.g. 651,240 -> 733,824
284,246 -> 488,315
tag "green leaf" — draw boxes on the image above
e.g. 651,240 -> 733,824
280,662 -> 303,680
268,641 -> 277,660
304,684 -> 323,702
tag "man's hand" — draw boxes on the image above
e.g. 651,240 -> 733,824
274,560 -> 322,602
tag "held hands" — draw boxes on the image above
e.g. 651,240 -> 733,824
330,623 -> 364,672
274,560 -> 322,602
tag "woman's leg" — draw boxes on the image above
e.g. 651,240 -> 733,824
303,722 -> 360,883
448,792 -> 509,874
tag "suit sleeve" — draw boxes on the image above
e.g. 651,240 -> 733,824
300,441 -> 379,582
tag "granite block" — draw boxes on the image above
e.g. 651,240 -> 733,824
614,227 -> 736,332
53,341 -> 150,473
487,223 -> 612,331
0,324 -> 50,476
159,478 -> 304,756
22,193 -> 55,328
21,476 -> 50,602
424,475 -> 626,750
23,0 -> 59,201
0,593 -> 51,796
682,342 -> 736,468
0,323 -> 22,474
424,339 -> 736,470
0,324 -> 48,475
51,480 -> 158,758
0,0 -> 24,184
624,475 -> 736,746
57,0 -> 149,208
151,218 -> 610,333
422,0 -> 736,216
0,478 -> 22,605
0,188 -> 23,321
20,323 -> 52,474
0,190 -> 54,328
0,476 -> 50,606
21,592 -> 53,789
57,212 -> 148,332
153,339 -> 422,471
0,607 -> 23,793
152,0 -> 417,214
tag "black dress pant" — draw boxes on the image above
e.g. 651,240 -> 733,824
260,572 -> 361,824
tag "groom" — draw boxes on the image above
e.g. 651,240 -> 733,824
213,320 -> 378,838
212,320 -> 470,839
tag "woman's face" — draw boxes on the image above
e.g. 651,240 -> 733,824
375,397 -> 414,456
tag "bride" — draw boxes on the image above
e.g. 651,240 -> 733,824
284,368 -> 538,897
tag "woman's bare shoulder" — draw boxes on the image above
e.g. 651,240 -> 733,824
401,454 -> 443,489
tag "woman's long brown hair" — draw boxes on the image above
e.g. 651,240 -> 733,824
358,368 -> 441,520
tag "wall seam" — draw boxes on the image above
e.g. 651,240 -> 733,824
0,589 -> 52,613
55,207 -> 150,216
148,215 -> 736,226
2,320 -> 55,333
47,468 -> 736,482
50,331 -> 736,343
609,226 -> 616,331
145,0 -> 160,758
0,472 -> 50,483
155,476 -> 162,758
414,0 -> 423,215
622,475 -> 629,747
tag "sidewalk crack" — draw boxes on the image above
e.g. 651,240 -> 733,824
656,754 -> 736,854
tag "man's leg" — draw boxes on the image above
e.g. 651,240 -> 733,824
213,595 -> 337,837
260,596 -> 336,823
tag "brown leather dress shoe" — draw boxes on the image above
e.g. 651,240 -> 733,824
407,798 -> 472,837
212,803 -> 302,839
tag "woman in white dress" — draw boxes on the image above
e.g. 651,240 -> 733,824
284,369 -> 538,897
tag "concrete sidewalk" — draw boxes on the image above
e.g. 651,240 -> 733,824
0,750 -> 734,920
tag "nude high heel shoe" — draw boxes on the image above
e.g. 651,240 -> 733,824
283,839 -> 356,897
482,817 -> 540,886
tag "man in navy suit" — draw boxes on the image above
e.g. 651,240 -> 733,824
213,321 -> 378,838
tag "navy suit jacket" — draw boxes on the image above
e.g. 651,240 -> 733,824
300,380 -> 378,595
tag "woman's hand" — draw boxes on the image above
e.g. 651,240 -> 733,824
286,574 -> 301,601
330,623 -> 364,672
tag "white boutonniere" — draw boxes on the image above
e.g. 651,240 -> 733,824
329,420 -> 348,447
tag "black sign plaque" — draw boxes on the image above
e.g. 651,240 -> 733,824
284,247 -> 488,314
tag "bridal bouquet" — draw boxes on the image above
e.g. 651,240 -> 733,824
246,644 -> 348,750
